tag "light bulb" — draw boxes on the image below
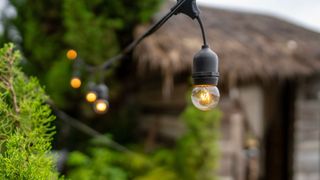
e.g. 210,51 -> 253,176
191,85 -> 220,111
86,91 -> 97,103
66,49 -> 77,60
94,99 -> 109,114
70,77 -> 82,89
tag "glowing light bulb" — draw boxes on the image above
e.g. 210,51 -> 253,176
191,85 -> 220,111
66,49 -> 77,60
70,77 -> 81,89
94,99 -> 109,114
86,91 -> 97,103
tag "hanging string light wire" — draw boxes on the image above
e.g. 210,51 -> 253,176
69,0 -> 220,112
73,0 -> 205,72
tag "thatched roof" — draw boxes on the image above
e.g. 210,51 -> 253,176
134,4 -> 320,84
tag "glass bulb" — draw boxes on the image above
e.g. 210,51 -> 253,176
191,85 -> 220,111
94,99 -> 109,114
86,91 -> 97,103
66,49 -> 77,60
70,77 -> 81,89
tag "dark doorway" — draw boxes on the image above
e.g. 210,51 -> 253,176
263,80 -> 296,180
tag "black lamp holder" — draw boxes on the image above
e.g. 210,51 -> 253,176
90,84 -> 109,99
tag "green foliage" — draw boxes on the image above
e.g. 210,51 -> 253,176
63,0 -> 119,65
0,43 -> 60,179
176,106 -> 221,180
134,167 -> 178,180
4,0 -> 163,107
67,144 -> 178,180
45,60 -> 71,108
67,150 -> 128,180
66,103 -> 221,180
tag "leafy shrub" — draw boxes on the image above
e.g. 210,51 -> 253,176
66,104 -> 221,180
0,43 -> 60,179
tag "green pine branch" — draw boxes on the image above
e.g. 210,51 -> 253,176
0,43 -> 60,179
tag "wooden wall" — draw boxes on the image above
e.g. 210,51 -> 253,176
294,78 -> 320,180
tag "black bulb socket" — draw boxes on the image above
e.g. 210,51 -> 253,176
96,84 -> 109,99
192,45 -> 219,85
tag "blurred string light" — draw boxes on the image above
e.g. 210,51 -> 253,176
86,91 -> 97,103
94,99 -> 109,114
66,50 -> 110,113
90,84 -> 109,114
66,49 -> 77,60
67,0 -> 220,113
70,77 -> 81,89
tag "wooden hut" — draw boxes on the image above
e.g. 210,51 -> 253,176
133,4 -> 320,180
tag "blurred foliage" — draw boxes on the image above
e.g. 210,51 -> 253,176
0,43 -> 60,179
1,0 -> 163,107
67,103 -> 221,180
67,147 -> 178,180
176,105 -> 221,180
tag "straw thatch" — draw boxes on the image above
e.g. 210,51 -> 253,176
134,4 -> 320,85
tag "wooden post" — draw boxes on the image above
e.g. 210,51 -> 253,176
230,113 -> 246,180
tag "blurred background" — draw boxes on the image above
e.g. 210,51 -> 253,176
0,0 -> 320,180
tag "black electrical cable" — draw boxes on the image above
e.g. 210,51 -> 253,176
48,100 -> 133,153
78,0 -> 210,77
84,0 -> 189,71
196,16 -> 208,46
